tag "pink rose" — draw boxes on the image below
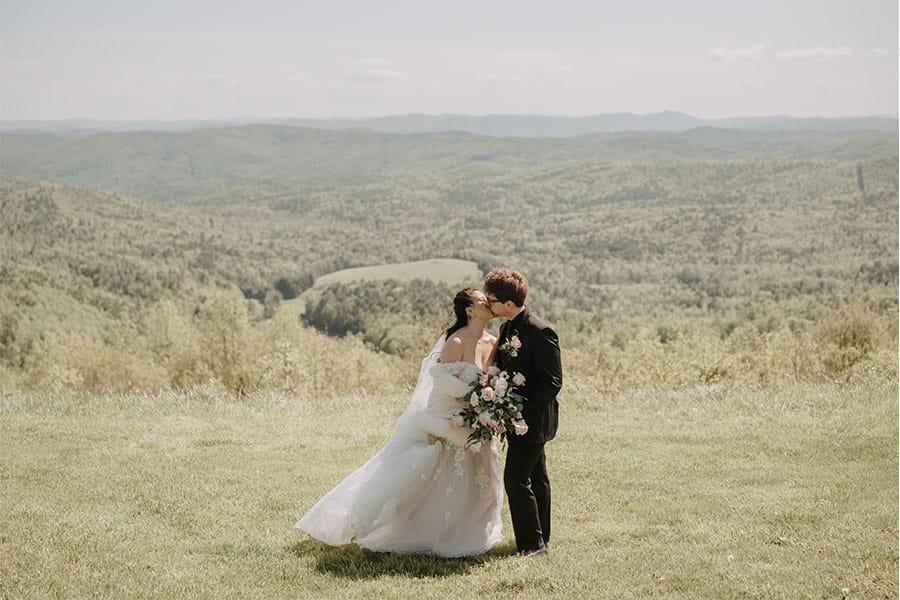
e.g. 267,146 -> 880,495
510,336 -> 522,350
479,374 -> 489,386
481,386 -> 495,401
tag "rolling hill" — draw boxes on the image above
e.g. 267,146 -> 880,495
0,123 -> 896,379
1,126 -> 895,201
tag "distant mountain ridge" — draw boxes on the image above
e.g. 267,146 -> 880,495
2,111 -> 896,136
1,126 -> 895,201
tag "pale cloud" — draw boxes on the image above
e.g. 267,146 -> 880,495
286,73 -> 311,85
357,57 -> 393,68
547,65 -> 575,76
269,65 -> 312,86
500,51 -> 561,60
201,73 -> 253,88
480,74 -> 530,85
352,68 -> 406,82
348,58 -> 407,83
197,67 -> 312,90
707,42 -> 770,62
1,58 -> 57,78
863,47 -> 890,58
776,46 -> 853,60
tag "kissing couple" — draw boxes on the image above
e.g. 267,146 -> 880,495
296,268 -> 563,557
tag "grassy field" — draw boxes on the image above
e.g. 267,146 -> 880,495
308,259 -> 480,288
283,258 -> 481,316
1,381 -> 896,599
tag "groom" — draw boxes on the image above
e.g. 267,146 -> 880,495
484,268 -> 562,557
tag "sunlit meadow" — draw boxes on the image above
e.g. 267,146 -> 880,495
1,379 -> 895,599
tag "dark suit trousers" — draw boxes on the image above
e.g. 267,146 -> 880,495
504,442 -> 551,552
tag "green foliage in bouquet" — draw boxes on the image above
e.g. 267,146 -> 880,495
455,368 -> 528,449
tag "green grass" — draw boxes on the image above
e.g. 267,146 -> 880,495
283,258 -> 481,316
309,259 -> 480,287
1,381 -> 896,599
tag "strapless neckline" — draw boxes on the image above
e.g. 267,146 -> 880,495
438,360 -> 487,373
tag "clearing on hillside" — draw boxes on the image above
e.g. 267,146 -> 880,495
284,258 -> 482,315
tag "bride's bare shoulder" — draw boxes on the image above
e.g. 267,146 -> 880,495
439,334 -> 465,363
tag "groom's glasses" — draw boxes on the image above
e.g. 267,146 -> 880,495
486,298 -> 504,305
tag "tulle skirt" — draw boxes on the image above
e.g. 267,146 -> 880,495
296,435 -> 503,557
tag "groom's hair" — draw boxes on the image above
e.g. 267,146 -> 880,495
483,268 -> 527,307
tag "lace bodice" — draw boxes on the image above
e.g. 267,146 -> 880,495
436,361 -> 484,381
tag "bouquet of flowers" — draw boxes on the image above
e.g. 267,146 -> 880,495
452,366 -> 528,450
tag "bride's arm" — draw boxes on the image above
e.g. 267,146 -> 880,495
396,407 -> 472,448
394,362 -> 475,448
421,413 -> 472,447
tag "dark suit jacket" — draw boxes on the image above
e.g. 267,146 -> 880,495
496,306 -> 562,446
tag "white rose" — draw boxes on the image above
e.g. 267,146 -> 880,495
494,378 -> 509,397
477,411 -> 492,425
513,420 -> 529,436
512,372 -> 526,387
469,392 -> 479,407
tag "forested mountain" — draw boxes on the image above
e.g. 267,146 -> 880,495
0,126 -> 894,201
0,124 -> 896,390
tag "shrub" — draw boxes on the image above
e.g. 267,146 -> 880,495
25,331 -> 149,393
144,300 -> 206,388
254,307 -> 306,394
199,291 -> 254,394
816,301 -> 879,379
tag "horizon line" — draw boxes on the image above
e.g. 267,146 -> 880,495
2,111 -> 898,124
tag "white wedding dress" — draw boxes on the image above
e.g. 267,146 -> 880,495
295,337 -> 503,557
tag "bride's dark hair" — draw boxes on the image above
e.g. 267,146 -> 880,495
444,288 -> 477,339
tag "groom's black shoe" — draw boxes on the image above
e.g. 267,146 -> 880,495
520,546 -> 548,557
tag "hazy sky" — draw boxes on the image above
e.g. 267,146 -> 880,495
1,0 -> 897,121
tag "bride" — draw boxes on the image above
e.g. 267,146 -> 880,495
295,288 -> 504,557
